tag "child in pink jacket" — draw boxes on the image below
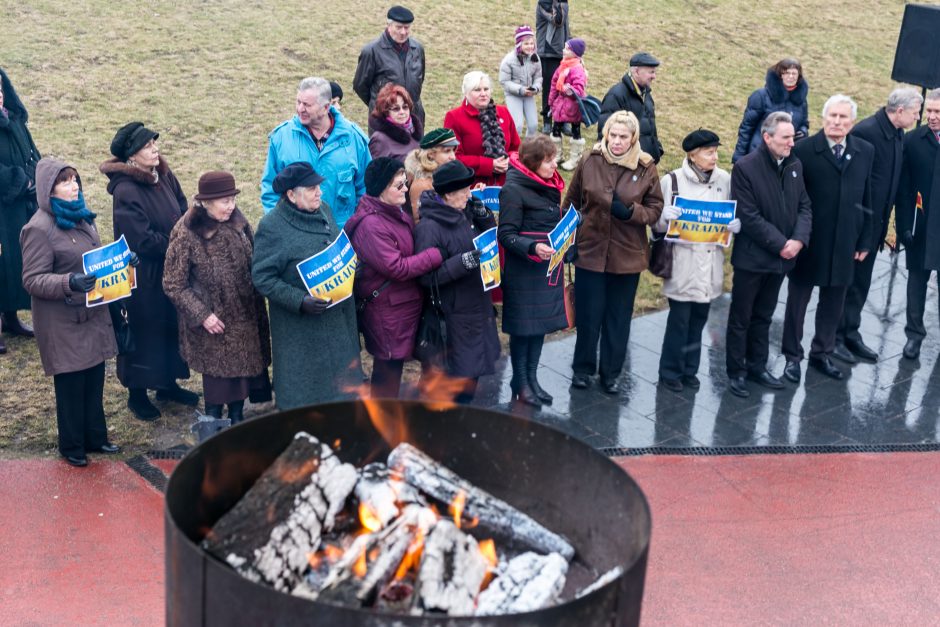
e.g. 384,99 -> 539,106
548,37 -> 587,170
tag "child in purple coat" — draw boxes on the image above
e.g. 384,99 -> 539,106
548,38 -> 587,170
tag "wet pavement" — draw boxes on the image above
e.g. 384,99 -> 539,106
471,250 -> 940,451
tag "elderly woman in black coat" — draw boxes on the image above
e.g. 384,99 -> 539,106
100,122 -> 198,420
733,58 -> 810,163
498,134 -> 567,406
413,161 -> 500,403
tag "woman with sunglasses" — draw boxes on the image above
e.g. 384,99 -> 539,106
346,157 -> 443,398
368,83 -> 424,162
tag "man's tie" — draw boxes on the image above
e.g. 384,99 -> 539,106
833,144 -> 843,160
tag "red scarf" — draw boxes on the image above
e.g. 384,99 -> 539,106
508,152 -> 565,191
555,57 -> 582,94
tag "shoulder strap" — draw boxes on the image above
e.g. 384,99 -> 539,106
669,171 -> 679,204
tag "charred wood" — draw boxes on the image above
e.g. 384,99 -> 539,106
415,519 -> 488,616
354,462 -> 424,527
576,566 -> 624,599
475,552 -> 568,615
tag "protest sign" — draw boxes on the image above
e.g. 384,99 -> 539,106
471,186 -> 501,217
473,227 -> 500,292
546,205 -> 580,276
81,234 -> 135,307
664,196 -> 737,247
295,231 -> 358,308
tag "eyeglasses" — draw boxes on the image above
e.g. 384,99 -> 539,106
389,105 -> 410,112
394,179 -> 408,190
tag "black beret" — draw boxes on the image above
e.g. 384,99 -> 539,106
681,129 -> 721,153
329,81 -> 343,101
110,122 -> 159,161
629,52 -> 660,67
432,161 -> 476,196
272,162 -> 326,195
387,5 -> 414,23
365,157 -> 405,197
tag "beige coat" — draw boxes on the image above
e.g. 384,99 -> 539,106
654,160 -> 731,303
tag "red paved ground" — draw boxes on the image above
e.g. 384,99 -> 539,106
2,453 -> 939,625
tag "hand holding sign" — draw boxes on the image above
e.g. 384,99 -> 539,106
534,243 -> 554,260
69,272 -> 98,293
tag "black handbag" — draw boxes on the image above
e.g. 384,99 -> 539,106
108,300 -> 135,355
649,172 -> 678,279
413,274 -> 447,367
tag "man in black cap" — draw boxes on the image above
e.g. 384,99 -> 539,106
353,5 -> 426,127
597,51 -> 664,162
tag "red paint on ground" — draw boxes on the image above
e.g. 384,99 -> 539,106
150,458 -> 179,476
616,453 -> 940,625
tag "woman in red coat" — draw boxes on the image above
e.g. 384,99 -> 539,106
443,71 -> 521,187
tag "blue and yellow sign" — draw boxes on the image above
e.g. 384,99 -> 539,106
473,227 -> 501,292
295,231 -> 358,307
471,186 -> 501,217
665,197 -> 737,247
81,235 -> 135,308
547,205 -> 580,276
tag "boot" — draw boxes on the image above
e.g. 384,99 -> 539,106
527,338 -> 553,405
551,134 -> 564,164
204,404 -> 223,419
561,138 -> 586,171
128,388 -> 160,421
156,382 -> 200,406
509,338 -> 541,407
1,312 -> 34,337
0,317 -> 6,355
228,400 -> 245,424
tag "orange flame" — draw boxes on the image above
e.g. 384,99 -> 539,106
478,538 -> 498,589
353,546 -> 368,578
418,367 -> 472,410
332,438 -> 342,450
307,544 -> 345,570
359,502 -> 383,533
449,490 -> 467,529
394,527 -> 426,580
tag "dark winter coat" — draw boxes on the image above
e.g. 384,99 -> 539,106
368,114 -> 424,162
20,158 -> 116,376
563,149 -> 664,275
850,107 -> 905,252
732,70 -> 810,163
896,125 -> 940,271
100,156 -> 189,388
597,75 -> 663,162
790,132 -> 874,287
251,197 -> 362,410
413,191 -> 501,378
345,194 -> 443,360
498,160 -> 568,336
443,101 -> 521,187
729,142 -> 813,275
535,0 -> 570,59
0,68 -> 40,311
354,30 -> 426,124
163,206 -> 271,378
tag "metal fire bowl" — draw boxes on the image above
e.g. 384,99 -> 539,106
165,400 -> 651,626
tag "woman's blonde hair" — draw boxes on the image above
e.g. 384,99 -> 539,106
601,110 -> 639,141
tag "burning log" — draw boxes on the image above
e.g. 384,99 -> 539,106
388,443 -> 575,560
414,519 -> 489,615
576,566 -> 624,599
354,462 -> 424,528
475,552 -> 568,616
203,433 -> 357,593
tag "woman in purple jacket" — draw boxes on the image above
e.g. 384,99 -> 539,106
345,157 -> 443,398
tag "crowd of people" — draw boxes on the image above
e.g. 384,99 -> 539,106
2,3 -> 939,467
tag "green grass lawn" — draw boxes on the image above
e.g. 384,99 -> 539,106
0,0 -> 909,456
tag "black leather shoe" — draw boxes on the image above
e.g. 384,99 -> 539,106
0,336 -> 6,355
528,371 -> 553,405
512,384 -> 542,407
92,443 -> 121,454
809,356 -> 843,380
156,384 -> 200,406
831,342 -> 858,365
903,338 -> 921,360
1,313 -> 34,337
63,455 -> 88,467
571,373 -> 591,389
128,389 -> 161,421
600,379 -> 619,395
728,376 -> 750,398
681,375 -> 701,390
658,377 -> 683,392
783,361 -> 801,383
747,369 -> 784,389
845,338 -> 878,362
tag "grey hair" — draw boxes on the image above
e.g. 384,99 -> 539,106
822,94 -> 858,120
886,87 -> 924,112
461,71 -> 491,98
297,77 -> 332,106
927,87 -> 940,102
761,111 -> 793,136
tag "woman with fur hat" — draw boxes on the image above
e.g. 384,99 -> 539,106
548,38 -> 588,171
163,172 -> 272,423
345,157 -> 443,398
368,83 -> 424,162
499,25 -> 542,138
403,127 -> 459,218
653,130 -> 741,392
564,110 -> 664,394
20,158 -> 126,466
100,122 -> 198,421
732,58 -> 809,163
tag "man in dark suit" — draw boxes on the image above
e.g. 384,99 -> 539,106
896,89 -> 940,359
782,95 -> 874,382
725,111 -> 812,398
834,88 -> 923,363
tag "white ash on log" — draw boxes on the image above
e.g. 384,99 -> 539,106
475,552 -> 568,616
415,519 -> 489,616
354,462 -> 424,527
576,566 -> 624,599
388,443 -> 575,560
203,432 -> 357,593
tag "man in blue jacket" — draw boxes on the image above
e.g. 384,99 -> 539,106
260,76 -> 371,227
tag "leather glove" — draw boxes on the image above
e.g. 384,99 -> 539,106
727,218 -> 742,234
661,205 -> 682,222
460,249 -> 482,270
563,243 -> 578,263
300,294 -> 331,315
69,272 -> 98,293
901,231 -> 914,247
610,198 -> 634,220
468,197 -> 489,218
128,252 -> 140,267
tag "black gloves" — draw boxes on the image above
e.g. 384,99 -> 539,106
460,249 -> 482,270
901,231 -> 914,247
129,252 -> 140,267
563,243 -> 578,263
468,197 -> 489,219
300,295 -> 331,315
610,198 -> 634,220
69,272 -> 98,293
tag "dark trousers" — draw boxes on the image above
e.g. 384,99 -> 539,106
837,252 -> 878,345
725,269 -> 785,377
552,122 -> 581,140
52,362 -> 108,458
659,299 -> 711,381
782,281 -> 848,362
540,56 -> 561,122
572,267 -> 640,382
371,358 -> 405,399
905,266 -> 938,340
